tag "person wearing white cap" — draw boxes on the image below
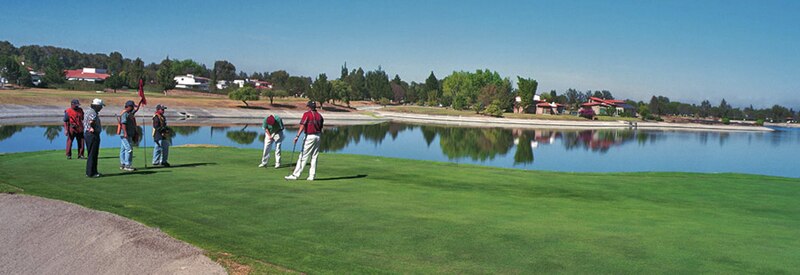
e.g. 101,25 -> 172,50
83,98 -> 105,178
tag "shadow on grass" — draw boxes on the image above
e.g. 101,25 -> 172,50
314,174 -> 368,181
237,106 -> 268,110
101,170 -> 160,177
147,162 -> 216,169
270,103 -> 297,109
321,106 -> 351,113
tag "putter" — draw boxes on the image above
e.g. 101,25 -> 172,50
285,140 -> 297,181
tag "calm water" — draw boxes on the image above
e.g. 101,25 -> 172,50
1,122 -> 798,177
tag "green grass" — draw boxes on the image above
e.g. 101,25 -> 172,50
385,106 -> 641,122
1,147 -> 799,274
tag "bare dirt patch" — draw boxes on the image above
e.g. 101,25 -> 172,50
0,194 -> 226,274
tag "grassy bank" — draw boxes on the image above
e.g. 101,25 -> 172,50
385,106 -> 641,122
1,147 -> 799,273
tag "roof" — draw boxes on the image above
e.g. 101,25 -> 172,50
64,69 -> 110,80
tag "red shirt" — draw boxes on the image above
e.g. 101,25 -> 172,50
300,110 -> 324,135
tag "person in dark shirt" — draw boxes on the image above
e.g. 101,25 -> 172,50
151,104 -> 171,167
83,98 -> 105,178
285,101 -> 324,181
119,100 -> 140,171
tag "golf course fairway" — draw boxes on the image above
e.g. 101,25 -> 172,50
1,147 -> 798,274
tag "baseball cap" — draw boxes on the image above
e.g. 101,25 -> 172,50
306,101 -> 317,108
266,115 -> 275,125
156,104 -> 167,110
91,98 -> 105,106
71,99 -> 80,106
125,100 -> 137,108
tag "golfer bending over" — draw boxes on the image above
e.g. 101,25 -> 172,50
260,114 -> 284,168
285,101 -> 324,181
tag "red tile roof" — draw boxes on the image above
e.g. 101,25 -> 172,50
64,69 -> 110,80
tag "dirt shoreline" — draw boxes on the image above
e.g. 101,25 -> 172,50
0,103 -> 777,132
0,193 -> 226,275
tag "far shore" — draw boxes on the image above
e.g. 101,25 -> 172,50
0,88 -> 782,132
0,103 -> 777,132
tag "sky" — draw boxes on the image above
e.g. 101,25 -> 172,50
1,0 -> 799,108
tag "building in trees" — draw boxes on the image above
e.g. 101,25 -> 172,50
174,74 -> 210,91
64,68 -> 110,83
580,97 -> 636,117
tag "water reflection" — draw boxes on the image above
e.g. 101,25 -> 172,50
0,125 -> 26,141
2,122 -> 799,177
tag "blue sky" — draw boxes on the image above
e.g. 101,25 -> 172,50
1,0 -> 798,108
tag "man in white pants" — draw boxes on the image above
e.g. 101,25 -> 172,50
259,114 -> 284,168
285,101 -> 324,181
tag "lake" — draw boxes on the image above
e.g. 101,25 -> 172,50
1,122 -> 798,178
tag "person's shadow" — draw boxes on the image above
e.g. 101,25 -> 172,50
146,162 -> 216,169
314,174 -> 368,181
102,170 -> 161,177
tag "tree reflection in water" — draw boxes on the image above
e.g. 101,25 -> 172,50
226,125 -> 258,145
0,125 -> 26,141
42,126 -> 62,143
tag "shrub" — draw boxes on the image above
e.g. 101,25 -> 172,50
484,100 -> 504,117
378,97 -> 390,106
579,108 -> 595,119
722,117 -> 731,125
755,119 -> 765,126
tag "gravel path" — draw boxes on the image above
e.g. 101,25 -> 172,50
0,194 -> 226,275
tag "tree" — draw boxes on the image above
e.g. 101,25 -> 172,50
286,76 -> 310,97
699,100 -> 712,118
17,65 -> 33,87
108,51 -> 123,74
516,77 -> 538,112
649,96 -> 660,115
309,73 -> 332,107
228,86 -> 260,107
365,67 -> 391,101
719,98 -> 731,118
601,90 -> 614,100
345,68 -> 366,101
268,70 -> 289,90
213,60 -> 237,82
330,79 -> 352,107
1,56 -> 21,84
564,88 -> 581,110
104,73 -> 125,92
156,57 -> 176,93
172,59 -> 207,76
340,63 -> 348,80
424,71 -> 439,104
43,56 -> 65,86
127,58 -> 145,88
262,89 -> 288,105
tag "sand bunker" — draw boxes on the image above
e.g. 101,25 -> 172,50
0,194 -> 226,274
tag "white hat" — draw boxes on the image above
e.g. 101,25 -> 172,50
92,98 -> 105,106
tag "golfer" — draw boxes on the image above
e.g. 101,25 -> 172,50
285,101 -> 324,181
152,104 -> 171,167
83,98 -> 104,178
63,99 -> 85,159
118,100 -> 140,171
259,114 -> 284,168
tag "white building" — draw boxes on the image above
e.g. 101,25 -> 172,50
232,79 -> 247,88
174,74 -> 210,91
216,80 -> 229,90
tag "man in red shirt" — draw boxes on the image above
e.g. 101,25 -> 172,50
63,99 -> 85,159
285,101 -> 324,181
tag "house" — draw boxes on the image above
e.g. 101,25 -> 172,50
233,79 -> 247,88
252,80 -> 273,90
580,97 -> 636,117
65,68 -> 110,82
29,69 -> 44,86
535,101 -> 565,115
513,95 -> 541,114
174,74 -> 210,91
216,80 -> 229,90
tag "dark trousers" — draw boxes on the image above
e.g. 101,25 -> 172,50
85,132 -> 100,176
66,132 -> 85,157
